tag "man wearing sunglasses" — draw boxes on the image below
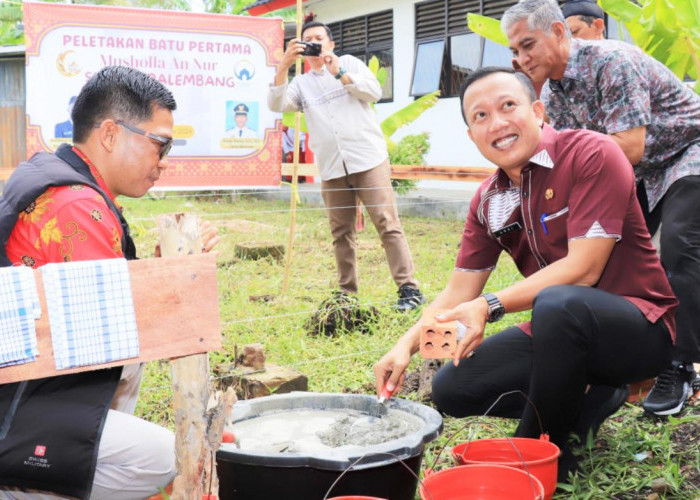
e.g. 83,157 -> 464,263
0,66 -> 183,499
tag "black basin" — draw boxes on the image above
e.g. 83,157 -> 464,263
217,392 -> 443,500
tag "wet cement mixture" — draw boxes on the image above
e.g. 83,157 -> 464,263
230,408 -> 423,453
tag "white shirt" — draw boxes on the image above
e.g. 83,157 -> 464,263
226,126 -> 258,139
282,128 -> 305,154
268,54 -> 388,181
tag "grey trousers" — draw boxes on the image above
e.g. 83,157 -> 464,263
0,364 -> 176,500
321,160 -> 418,293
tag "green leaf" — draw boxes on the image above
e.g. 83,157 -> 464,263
282,112 -> 308,133
368,56 -> 380,76
599,0 -> 700,95
598,0 -> 641,23
376,67 -> 388,88
467,13 -> 508,46
368,56 -> 388,87
380,90 -> 440,138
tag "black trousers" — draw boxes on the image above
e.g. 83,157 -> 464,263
638,175 -> 700,363
432,285 -> 673,451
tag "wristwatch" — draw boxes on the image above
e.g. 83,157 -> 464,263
481,293 -> 505,323
335,67 -> 346,80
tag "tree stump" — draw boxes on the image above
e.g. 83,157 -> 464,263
215,363 -> 308,400
235,242 -> 284,262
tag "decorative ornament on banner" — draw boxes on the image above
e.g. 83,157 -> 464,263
22,1 -> 284,188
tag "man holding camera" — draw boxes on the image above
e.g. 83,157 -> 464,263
268,21 -> 425,311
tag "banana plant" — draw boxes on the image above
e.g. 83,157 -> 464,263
599,0 -> 700,93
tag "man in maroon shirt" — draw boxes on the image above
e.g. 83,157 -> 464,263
374,68 -> 676,481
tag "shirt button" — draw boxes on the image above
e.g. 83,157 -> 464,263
523,191 -> 528,197
527,229 -> 532,235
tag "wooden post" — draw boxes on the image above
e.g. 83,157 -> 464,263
160,213 -> 236,500
282,0 -> 304,294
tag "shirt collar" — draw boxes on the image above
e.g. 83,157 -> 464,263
494,123 -> 557,189
547,38 -> 581,94
563,38 -> 583,81
529,124 -> 557,168
71,146 -> 120,206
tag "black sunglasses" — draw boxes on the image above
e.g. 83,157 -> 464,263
114,119 -> 173,159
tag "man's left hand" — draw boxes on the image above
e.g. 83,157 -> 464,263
435,296 -> 490,366
323,51 -> 340,77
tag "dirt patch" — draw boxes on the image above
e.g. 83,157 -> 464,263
305,292 -> 379,337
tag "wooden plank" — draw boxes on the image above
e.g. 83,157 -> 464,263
281,162 -> 318,177
0,252 -> 221,385
390,164 -> 496,182
281,162 -> 496,182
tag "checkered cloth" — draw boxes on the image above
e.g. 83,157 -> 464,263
0,266 -> 41,367
41,258 -> 139,370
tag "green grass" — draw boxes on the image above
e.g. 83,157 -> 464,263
123,192 -> 700,500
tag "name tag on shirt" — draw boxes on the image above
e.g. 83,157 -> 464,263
493,222 -> 522,238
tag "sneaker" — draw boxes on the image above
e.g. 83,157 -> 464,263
575,384 -> 629,443
692,370 -> 700,396
395,285 -> 426,312
642,362 -> 696,416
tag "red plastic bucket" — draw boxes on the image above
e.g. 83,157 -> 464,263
451,437 -> 560,500
420,464 -> 544,499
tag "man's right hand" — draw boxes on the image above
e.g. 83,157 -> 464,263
373,341 -> 413,398
274,39 -> 306,87
280,39 -> 305,71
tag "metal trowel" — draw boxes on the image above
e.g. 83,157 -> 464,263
350,384 -> 395,432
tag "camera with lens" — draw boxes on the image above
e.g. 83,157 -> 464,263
299,41 -> 322,57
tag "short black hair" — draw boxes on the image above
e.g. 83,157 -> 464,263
72,66 -> 176,143
301,21 -> 333,41
459,67 -> 537,126
575,14 -> 598,27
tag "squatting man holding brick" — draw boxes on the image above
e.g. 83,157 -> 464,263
0,66 -> 219,499
267,21 -> 426,311
374,68 -> 677,481
503,0 -> 700,416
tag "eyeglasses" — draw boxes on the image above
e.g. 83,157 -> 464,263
115,119 -> 173,160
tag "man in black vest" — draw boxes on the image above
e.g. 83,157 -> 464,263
0,66 -> 216,499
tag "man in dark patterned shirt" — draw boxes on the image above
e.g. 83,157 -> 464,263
503,0 -> 700,416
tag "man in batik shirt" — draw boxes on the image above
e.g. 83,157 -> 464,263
0,66 -> 215,500
503,0 -> 700,417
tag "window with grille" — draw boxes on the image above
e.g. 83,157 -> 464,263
328,10 -> 394,102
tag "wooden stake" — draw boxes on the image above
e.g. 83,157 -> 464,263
158,213 -> 235,500
282,0 -> 304,294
